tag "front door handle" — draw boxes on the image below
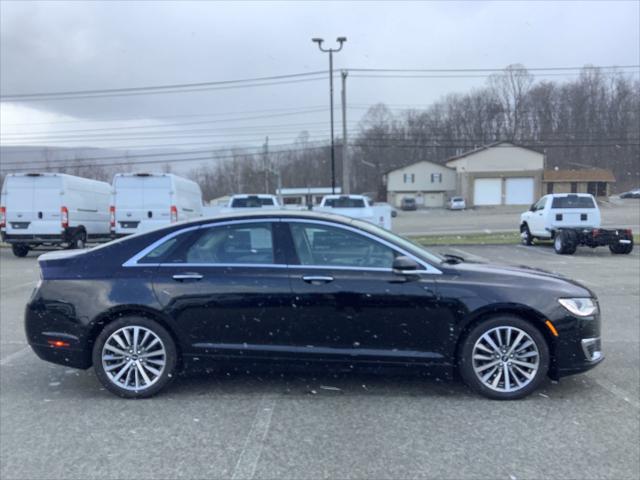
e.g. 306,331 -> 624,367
172,273 -> 203,281
302,275 -> 334,284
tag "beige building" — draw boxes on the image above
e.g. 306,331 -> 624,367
384,160 -> 456,208
445,142 -> 545,207
543,169 -> 615,197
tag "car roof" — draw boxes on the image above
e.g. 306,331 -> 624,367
188,209 -> 357,228
546,193 -> 594,198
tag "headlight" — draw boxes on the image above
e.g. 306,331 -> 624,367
558,298 -> 598,317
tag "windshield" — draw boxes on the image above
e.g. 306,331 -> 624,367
230,197 -> 275,207
350,218 -> 444,264
551,196 -> 596,209
323,197 -> 366,208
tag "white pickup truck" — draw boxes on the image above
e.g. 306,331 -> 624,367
520,193 -> 633,255
315,195 -> 392,230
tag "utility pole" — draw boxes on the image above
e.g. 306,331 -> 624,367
312,36 -> 347,194
263,136 -> 269,193
341,70 -> 350,194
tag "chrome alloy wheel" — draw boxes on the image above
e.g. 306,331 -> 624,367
101,326 -> 166,392
472,326 -> 540,393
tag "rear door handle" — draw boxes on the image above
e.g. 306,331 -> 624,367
302,275 -> 334,284
172,273 -> 203,281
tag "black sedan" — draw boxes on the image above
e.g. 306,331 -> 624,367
25,211 -> 603,399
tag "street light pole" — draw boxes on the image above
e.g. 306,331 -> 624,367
312,36 -> 346,194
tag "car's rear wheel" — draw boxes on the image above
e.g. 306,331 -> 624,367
92,317 -> 177,398
70,231 -> 86,249
520,224 -> 533,246
459,316 -> 549,400
554,230 -> 577,255
11,243 -> 29,257
609,238 -> 633,255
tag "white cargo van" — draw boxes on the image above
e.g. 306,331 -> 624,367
0,173 -> 111,257
111,173 -> 203,236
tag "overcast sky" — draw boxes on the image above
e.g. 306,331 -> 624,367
1,0 -> 639,151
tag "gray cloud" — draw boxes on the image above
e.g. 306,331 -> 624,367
1,1 -> 638,136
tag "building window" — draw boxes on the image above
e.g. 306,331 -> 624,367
430,173 -> 442,183
403,173 -> 415,184
547,183 -> 554,194
571,182 -> 578,193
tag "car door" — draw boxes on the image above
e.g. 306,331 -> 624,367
528,196 -> 548,236
283,219 -> 450,365
147,219 -> 295,360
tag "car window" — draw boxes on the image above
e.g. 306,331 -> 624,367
289,223 -> 396,268
230,197 -> 274,207
163,222 -> 274,264
137,236 -> 180,264
534,197 -> 547,210
551,196 -> 596,209
323,197 -> 366,208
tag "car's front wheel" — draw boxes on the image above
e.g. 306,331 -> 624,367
520,224 -> 533,246
92,317 -> 177,398
459,316 -> 549,400
11,243 -> 29,257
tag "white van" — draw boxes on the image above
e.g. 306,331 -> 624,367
0,173 -> 111,257
111,173 -> 203,236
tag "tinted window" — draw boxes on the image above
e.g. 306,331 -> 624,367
323,197 -> 366,208
230,197 -> 274,208
551,196 -> 596,209
165,223 -> 274,264
290,223 -> 395,268
138,237 -> 180,263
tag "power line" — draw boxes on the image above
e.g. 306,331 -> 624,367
348,65 -> 640,73
1,71 -> 327,100
0,76 -> 330,102
2,141 -> 637,173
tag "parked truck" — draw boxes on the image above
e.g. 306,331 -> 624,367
520,193 -> 633,255
1,173 -> 111,257
315,194 -> 393,230
111,173 -> 203,237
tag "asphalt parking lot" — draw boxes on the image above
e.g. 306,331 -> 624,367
392,198 -> 640,235
1,243 -> 639,480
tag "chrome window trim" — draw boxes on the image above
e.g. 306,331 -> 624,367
122,218 -> 278,267
122,216 -> 442,275
286,219 -> 442,275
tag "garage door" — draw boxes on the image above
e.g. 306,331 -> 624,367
505,177 -> 534,205
423,192 -> 444,207
474,178 -> 502,205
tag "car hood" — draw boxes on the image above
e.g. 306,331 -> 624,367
446,261 -> 594,297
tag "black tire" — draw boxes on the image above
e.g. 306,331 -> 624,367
92,316 -> 178,399
459,315 -> 550,400
70,231 -> 87,249
11,243 -> 29,257
520,224 -> 533,246
554,230 -> 577,255
609,238 -> 633,255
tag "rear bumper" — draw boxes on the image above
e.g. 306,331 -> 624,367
29,342 -> 92,369
2,232 -> 66,244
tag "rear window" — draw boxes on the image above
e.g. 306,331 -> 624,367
451,197 -> 463,202
323,197 -> 366,208
403,198 -> 416,205
230,197 -> 275,208
551,196 -> 596,209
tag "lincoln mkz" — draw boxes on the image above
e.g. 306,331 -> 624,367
26,211 -> 603,399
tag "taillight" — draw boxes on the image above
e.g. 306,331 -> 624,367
109,206 -> 116,229
0,206 -> 5,229
61,206 -> 69,229
170,205 -> 178,223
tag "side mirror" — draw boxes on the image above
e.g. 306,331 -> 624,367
392,255 -> 421,275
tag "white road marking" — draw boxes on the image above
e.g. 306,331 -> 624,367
231,395 -> 277,480
594,378 -> 640,409
0,346 -> 31,367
